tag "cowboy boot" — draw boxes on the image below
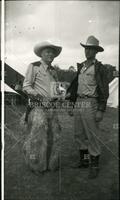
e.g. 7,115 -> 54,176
71,149 -> 89,168
88,155 -> 100,179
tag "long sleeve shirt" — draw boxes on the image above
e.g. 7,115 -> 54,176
23,60 -> 58,98
77,60 -> 98,97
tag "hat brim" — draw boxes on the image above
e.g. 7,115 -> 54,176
34,44 -> 62,57
80,43 -> 104,52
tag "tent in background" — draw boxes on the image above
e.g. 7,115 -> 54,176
5,55 -> 27,76
107,78 -> 118,108
4,82 -> 19,94
5,57 -> 119,108
3,82 -> 19,105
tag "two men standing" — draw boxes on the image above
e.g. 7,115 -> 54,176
22,36 -> 116,178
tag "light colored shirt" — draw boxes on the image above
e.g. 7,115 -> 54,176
77,60 -> 98,97
23,60 -> 57,98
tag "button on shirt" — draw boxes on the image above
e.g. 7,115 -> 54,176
23,60 -> 57,98
77,60 -> 98,97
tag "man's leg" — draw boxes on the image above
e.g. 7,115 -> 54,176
82,117 -> 101,178
73,107 -> 89,168
23,107 -> 48,174
80,98 -> 101,178
48,110 -> 62,171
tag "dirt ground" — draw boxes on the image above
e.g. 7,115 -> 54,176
4,105 -> 119,200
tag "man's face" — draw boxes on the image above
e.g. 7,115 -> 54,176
41,48 -> 56,64
85,48 -> 98,60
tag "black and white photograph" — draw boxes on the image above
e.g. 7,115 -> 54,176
2,1 -> 119,200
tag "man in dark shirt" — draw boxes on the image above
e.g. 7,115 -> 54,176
67,36 -> 111,179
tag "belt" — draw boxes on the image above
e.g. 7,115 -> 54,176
77,94 -> 97,99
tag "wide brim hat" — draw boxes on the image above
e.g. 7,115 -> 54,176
80,35 -> 104,52
34,41 -> 62,57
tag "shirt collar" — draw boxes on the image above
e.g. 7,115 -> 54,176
40,59 -> 48,71
40,59 -> 54,72
84,59 -> 96,67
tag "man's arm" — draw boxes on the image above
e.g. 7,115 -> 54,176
22,63 -> 38,96
95,63 -> 109,118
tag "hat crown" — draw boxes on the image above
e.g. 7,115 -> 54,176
86,36 -> 99,46
35,41 -> 53,49
34,41 -> 62,57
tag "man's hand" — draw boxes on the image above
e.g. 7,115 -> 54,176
95,111 -> 104,122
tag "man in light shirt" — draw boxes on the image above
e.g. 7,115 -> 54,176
22,41 -> 62,174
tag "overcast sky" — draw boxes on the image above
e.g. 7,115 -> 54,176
5,1 -> 119,73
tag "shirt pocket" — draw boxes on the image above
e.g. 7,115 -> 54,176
85,72 -> 96,86
36,70 -> 47,79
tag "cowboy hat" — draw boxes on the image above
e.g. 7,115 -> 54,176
34,41 -> 62,57
80,36 -> 104,52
